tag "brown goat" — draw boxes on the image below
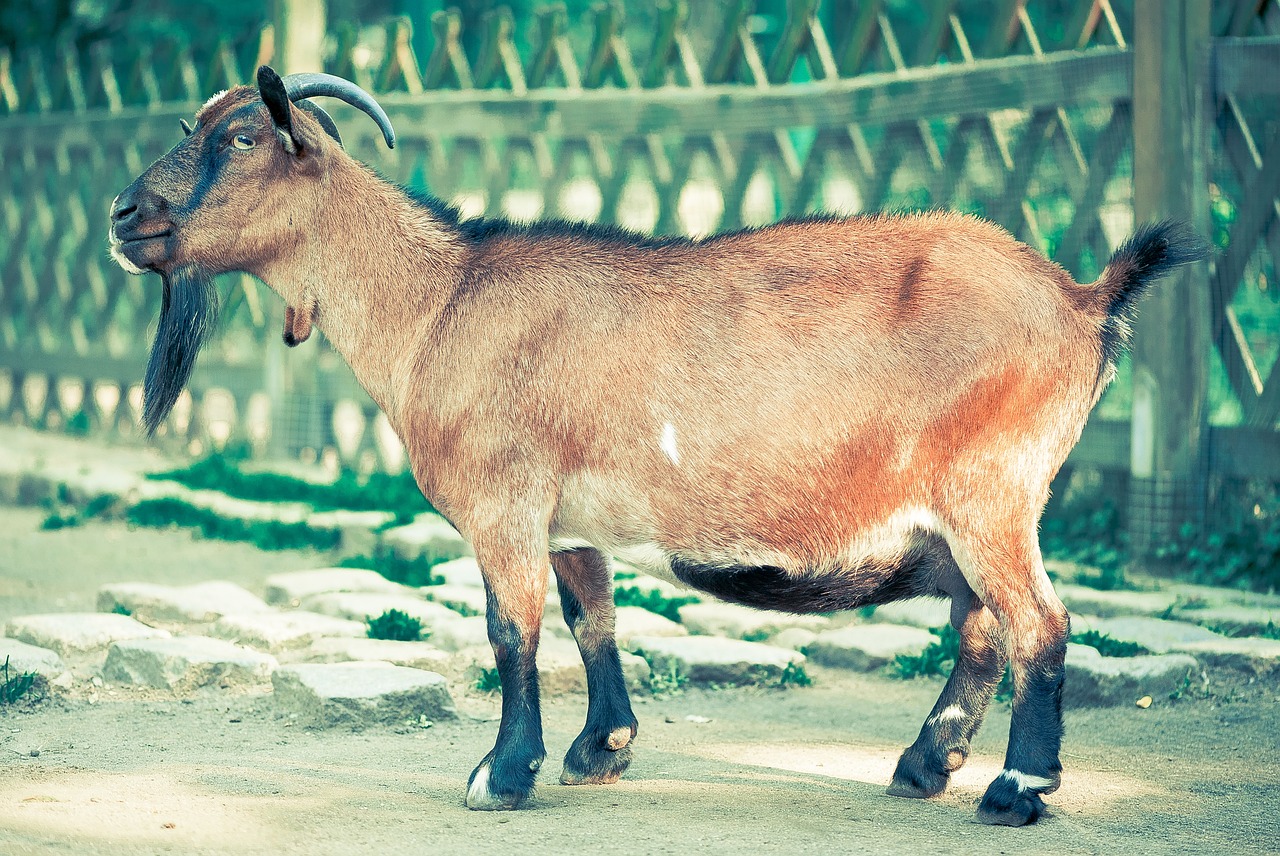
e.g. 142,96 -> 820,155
108,66 -> 1205,823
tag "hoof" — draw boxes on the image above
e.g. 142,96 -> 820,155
465,756 -> 542,811
560,723 -> 636,785
976,770 -> 1056,826
887,745 -> 965,799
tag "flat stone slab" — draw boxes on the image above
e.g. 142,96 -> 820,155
677,602 -> 829,640
429,616 -> 491,652
0,637 -> 66,678
431,557 -> 483,588
422,584 -> 487,616
306,509 -> 397,531
1172,604 -> 1279,636
5,613 -> 170,656
770,627 -> 819,652
300,637 -> 452,670
865,598 -> 951,629
1055,584 -> 1178,619
1064,644 -> 1199,708
1166,637 -> 1280,678
1161,582 -> 1280,610
300,592 -> 462,627
626,635 -> 803,686
381,514 -> 472,562
103,636 -> 277,691
804,625 -> 936,671
535,636 -> 650,694
211,611 -> 366,652
264,569 -> 406,607
272,662 -> 457,727
97,581 -> 271,623
615,606 -> 687,647
1087,617 -> 1224,654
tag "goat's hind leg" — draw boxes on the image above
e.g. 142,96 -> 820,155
888,590 -> 1006,799
552,548 -> 638,785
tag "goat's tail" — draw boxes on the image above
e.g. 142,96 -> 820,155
1089,220 -> 1208,367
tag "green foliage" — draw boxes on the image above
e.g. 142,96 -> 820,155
148,454 -> 434,518
366,609 -> 424,642
644,659 -> 687,695
337,551 -> 444,587
776,661 -> 812,688
1,656 -> 38,706
110,603 -> 132,616
40,492 -> 116,531
1208,620 -> 1280,641
125,497 -> 340,551
613,586 -> 697,623
1070,630 -> 1147,658
1040,479 -> 1280,593
473,666 -> 501,693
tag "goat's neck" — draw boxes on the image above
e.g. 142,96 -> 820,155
258,160 -> 464,425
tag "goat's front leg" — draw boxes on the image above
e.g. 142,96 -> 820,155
466,544 -> 549,810
552,547 -> 638,785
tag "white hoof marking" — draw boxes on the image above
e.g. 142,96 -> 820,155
1001,769 -> 1055,792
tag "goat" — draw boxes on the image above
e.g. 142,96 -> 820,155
108,65 -> 1205,824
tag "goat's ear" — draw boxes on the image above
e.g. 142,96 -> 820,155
257,66 -> 298,154
257,65 -> 326,159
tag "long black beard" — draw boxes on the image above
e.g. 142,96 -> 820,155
143,266 -> 218,436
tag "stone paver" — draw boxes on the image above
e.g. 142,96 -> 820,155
626,635 -> 803,685
865,598 -> 951,629
614,606 -> 687,647
422,584 -> 487,617
535,636 -> 650,694
431,557 -> 483,588
804,625 -> 936,671
381,514 -> 472,562
677,601 -> 829,640
103,636 -> 277,691
211,611 -> 366,652
429,616 -> 491,652
1172,604 -> 1278,636
263,568 -> 405,607
97,581 -> 271,623
5,613 -> 170,656
770,627 -> 819,652
272,662 -> 457,727
300,637 -> 452,670
1087,616 -> 1224,654
0,637 -> 66,677
1055,584 -> 1178,619
1064,643 -> 1199,708
299,592 -> 462,626
1165,637 -> 1280,678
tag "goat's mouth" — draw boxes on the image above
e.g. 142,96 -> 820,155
109,228 -> 175,274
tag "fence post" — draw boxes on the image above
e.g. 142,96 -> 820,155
267,0 -> 328,460
1127,0 -> 1213,560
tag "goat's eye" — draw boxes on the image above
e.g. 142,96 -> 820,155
232,134 -> 255,151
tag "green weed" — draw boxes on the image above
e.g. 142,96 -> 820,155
1070,629 -> 1148,657
1,656 -> 39,706
366,609 -> 425,642
125,498 -> 340,551
338,550 -> 444,587
776,661 -> 812,688
473,666 -> 501,693
613,586 -> 697,623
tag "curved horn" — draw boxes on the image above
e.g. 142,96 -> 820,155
279,71 -> 396,149
295,100 -> 343,148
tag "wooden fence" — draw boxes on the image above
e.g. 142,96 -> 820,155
0,0 -> 1277,537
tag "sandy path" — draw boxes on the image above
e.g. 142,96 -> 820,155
1,508 -> 1277,855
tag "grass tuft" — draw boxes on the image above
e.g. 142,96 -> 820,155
613,586 -> 697,623
366,609 -> 425,642
126,497 -> 340,551
1,656 -> 40,706
473,666 -> 501,693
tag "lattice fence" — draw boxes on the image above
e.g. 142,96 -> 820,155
0,0 -> 1277,483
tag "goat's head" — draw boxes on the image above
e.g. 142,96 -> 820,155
108,65 -> 395,434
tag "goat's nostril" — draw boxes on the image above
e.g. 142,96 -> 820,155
112,203 -> 138,223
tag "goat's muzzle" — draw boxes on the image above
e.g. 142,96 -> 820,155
109,186 -> 175,274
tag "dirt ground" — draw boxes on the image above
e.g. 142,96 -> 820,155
1,507 -> 1278,855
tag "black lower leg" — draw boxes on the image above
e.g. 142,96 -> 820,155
977,633 -> 1067,826
554,550 -> 638,785
890,604 -> 1006,799
466,588 -> 547,810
